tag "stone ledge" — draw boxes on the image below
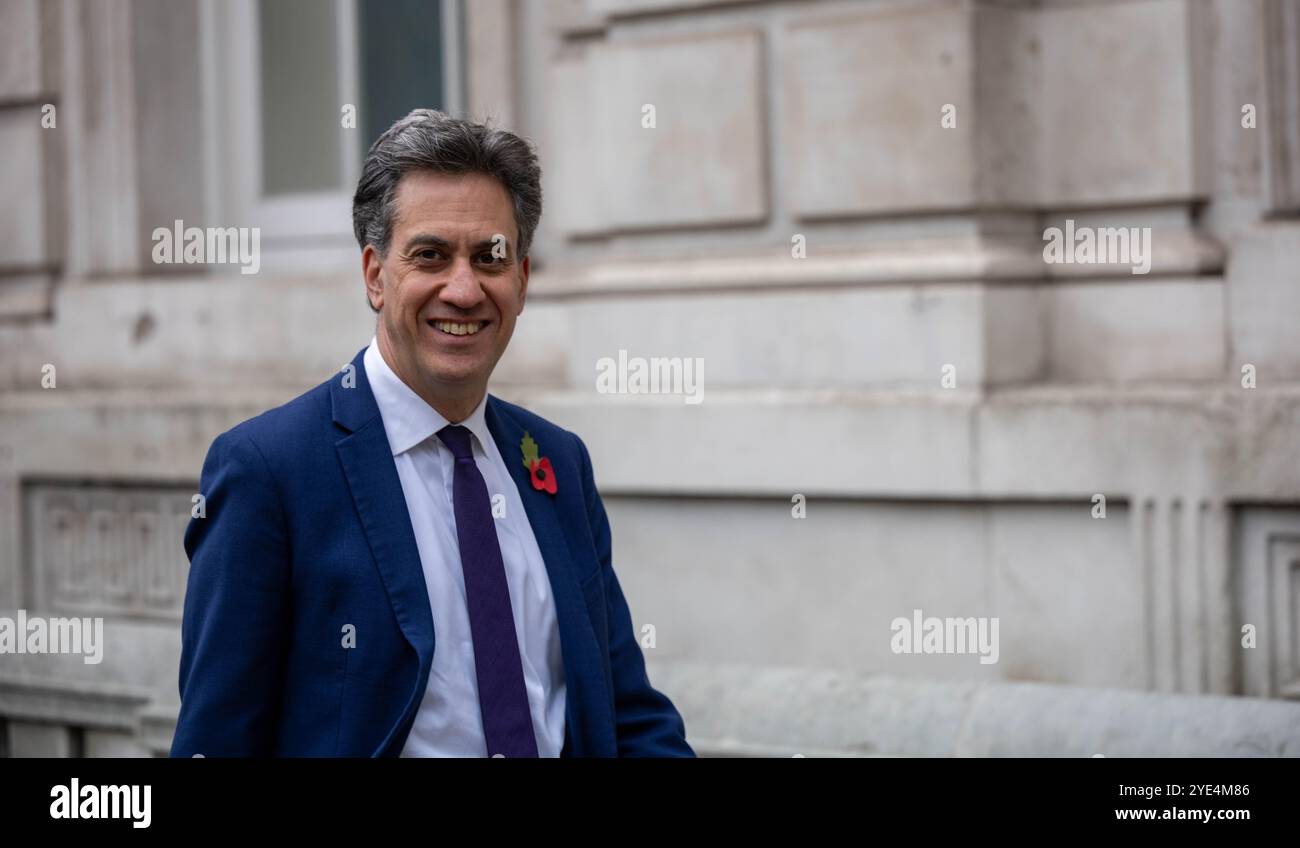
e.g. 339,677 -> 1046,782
538,234 -> 1225,299
0,674 -> 152,733
4,660 -> 1299,757
648,660 -> 1300,757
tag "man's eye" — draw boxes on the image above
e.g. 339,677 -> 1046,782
417,250 -> 442,261
477,252 -> 503,264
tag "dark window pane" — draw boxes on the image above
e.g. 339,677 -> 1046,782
357,0 -> 444,152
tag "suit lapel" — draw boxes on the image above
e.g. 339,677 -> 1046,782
486,396 -> 613,757
331,347 -> 435,755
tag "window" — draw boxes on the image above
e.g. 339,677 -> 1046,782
206,0 -> 463,269
357,0 -> 449,150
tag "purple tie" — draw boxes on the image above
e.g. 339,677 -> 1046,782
437,424 -> 539,758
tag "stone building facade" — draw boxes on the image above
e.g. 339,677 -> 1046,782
1,0 -> 1299,756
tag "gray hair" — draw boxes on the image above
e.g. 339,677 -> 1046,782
352,109 -> 543,261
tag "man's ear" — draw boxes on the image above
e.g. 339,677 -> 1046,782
517,255 -> 530,315
362,244 -> 384,311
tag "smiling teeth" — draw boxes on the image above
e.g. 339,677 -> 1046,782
433,321 -> 484,336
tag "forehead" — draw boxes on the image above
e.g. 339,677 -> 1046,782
390,170 -> 516,238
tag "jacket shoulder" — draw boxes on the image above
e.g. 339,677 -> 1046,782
212,375 -> 337,462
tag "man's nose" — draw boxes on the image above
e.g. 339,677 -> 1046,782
439,256 -> 485,307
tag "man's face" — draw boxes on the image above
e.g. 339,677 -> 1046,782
363,170 -> 529,403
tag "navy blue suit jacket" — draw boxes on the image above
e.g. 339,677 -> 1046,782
171,346 -> 694,757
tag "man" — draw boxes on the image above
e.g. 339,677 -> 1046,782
171,109 -> 694,757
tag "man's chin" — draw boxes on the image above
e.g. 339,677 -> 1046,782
415,357 -> 488,391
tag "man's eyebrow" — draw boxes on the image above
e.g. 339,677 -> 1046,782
470,236 -> 512,254
401,233 -> 452,251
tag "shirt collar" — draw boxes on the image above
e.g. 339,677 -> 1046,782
363,336 -> 493,458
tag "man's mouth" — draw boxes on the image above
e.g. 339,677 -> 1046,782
428,319 -> 488,337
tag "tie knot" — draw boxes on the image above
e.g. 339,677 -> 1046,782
437,424 -> 475,461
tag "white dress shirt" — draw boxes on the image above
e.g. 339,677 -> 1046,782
363,338 -> 566,757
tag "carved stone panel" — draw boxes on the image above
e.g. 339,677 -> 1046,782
24,483 -> 193,621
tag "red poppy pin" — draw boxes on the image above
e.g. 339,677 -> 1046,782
521,432 -> 557,495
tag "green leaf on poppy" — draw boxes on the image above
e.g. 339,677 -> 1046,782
521,432 -> 540,469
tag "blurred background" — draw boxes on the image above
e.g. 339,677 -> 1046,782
2,0 -> 1300,757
